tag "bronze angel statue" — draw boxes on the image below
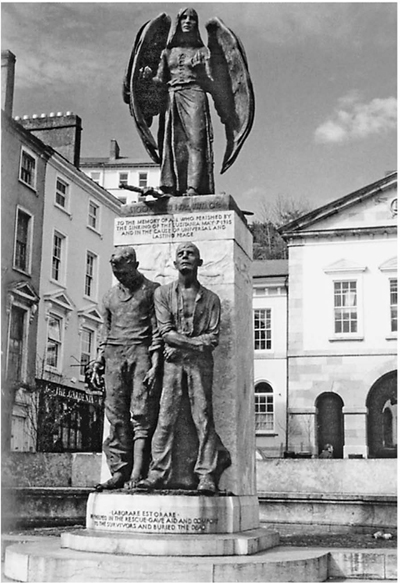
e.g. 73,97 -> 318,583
123,8 -> 254,196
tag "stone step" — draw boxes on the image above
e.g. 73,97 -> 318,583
5,540 -> 329,582
61,527 -> 279,556
4,539 -> 397,582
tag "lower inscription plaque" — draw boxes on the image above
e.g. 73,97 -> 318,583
90,509 -> 218,533
86,493 -> 250,534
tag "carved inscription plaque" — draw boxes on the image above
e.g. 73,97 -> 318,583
89,508 -> 219,534
114,211 -> 235,246
87,493 -> 238,535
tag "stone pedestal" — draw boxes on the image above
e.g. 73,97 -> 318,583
86,492 -> 259,535
111,194 -> 255,495
59,491 -> 276,558
30,193 -> 281,583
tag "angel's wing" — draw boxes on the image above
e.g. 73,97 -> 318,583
206,17 -> 255,174
122,13 -> 171,164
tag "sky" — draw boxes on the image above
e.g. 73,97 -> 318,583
1,2 -> 397,220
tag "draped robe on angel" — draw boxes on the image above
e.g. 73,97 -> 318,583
154,43 -> 215,195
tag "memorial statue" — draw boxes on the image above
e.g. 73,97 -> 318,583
92,246 -> 162,490
123,7 -> 254,196
138,243 -> 231,494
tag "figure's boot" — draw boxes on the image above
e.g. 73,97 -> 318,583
95,471 -> 126,492
124,438 -> 146,489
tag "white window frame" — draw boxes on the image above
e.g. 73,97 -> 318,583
254,381 -> 275,434
88,200 -> 100,232
389,278 -> 397,336
13,206 -> 33,275
138,172 -> 148,188
333,280 -> 359,336
324,263 -> 365,341
7,302 -> 29,383
84,251 -> 98,299
45,313 -> 64,372
55,176 -> 69,211
79,327 -> 95,379
254,308 -> 272,351
378,258 -> 397,339
19,147 -> 37,190
119,172 -> 129,187
51,230 -> 67,285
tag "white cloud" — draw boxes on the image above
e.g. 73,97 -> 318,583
315,95 -> 397,144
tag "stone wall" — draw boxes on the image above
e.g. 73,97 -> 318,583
2,452 -> 102,488
3,454 -> 396,496
256,459 -> 397,495
2,455 -> 396,531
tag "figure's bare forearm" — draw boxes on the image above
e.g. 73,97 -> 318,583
164,331 -> 204,351
151,349 -> 162,370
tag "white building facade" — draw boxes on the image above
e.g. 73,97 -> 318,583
281,172 -> 397,459
252,260 -> 288,458
33,150 -> 121,452
80,139 -> 160,204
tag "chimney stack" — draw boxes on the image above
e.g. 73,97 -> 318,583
2,50 -> 16,117
109,139 -> 120,161
18,113 -> 82,168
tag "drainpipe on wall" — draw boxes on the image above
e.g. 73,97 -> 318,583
285,273 -> 290,454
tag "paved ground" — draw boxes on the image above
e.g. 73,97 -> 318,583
280,532 -> 397,550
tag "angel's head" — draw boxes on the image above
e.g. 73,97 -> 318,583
179,8 -> 198,33
167,8 -> 204,48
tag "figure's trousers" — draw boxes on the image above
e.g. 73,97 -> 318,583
103,344 -> 155,478
149,351 -> 218,482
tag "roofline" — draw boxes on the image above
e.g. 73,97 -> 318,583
80,160 -> 160,169
49,151 -> 122,211
279,172 -> 397,236
2,110 -> 53,160
284,225 -> 397,241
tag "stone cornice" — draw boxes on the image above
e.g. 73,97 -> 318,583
285,225 -> 397,243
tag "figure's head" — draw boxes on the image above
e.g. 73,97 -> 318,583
110,246 -> 139,286
174,242 -> 203,275
324,444 -> 334,453
167,7 -> 204,49
179,8 -> 198,34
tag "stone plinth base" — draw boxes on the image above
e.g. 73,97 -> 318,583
5,539 -> 331,582
61,527 -> 278,557
86,492 -> 260,535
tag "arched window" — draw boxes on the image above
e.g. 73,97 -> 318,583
315,392 -> 344,458
255,382 -> 274,432
367,371 -> 397,458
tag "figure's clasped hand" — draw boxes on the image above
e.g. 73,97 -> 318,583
143,366 -> 157,389
139,66 -> 153,80
191,51 -> 203,67
164,345 -> 178,362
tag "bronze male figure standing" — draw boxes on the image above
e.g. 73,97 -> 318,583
139,243 -> 230,494
92,246 -> 162,490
